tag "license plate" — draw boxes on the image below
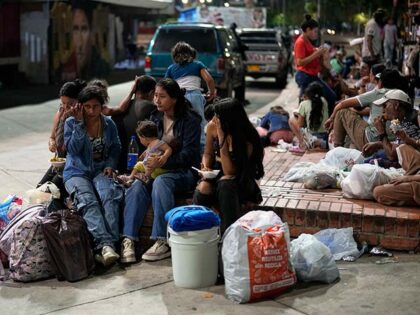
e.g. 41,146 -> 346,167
247,64 -> 260,72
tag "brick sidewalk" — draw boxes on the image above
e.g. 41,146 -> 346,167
260,149 -> 420,251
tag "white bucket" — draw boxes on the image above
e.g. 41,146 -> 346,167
168,226 -> 220,289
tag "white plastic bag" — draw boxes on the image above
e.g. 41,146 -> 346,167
222,211 -> 296,303
341,164 -> 393,199
283,162 -> 315,182
290,234 -> 339,283
320,147 -> 363,170
314,228 -> 359,260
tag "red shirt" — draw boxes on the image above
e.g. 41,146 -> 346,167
294,35 -> 320,76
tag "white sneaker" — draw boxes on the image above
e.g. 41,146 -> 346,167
100,245 -> 119,267
141,240 -> 171,261
120,238 -> 136,263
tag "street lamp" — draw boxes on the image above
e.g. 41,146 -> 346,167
224,2 -> 230,7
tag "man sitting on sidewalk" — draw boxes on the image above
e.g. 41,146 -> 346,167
324,69 -> 403,151
361,89 -> 420,160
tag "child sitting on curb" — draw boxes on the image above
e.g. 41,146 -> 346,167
119,121 -> 172,185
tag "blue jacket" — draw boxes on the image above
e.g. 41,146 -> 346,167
259,112 -> 290,133
63,115 -> 121,181
149,109 -> 201,170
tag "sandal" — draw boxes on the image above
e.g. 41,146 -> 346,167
288,146 -> 306,154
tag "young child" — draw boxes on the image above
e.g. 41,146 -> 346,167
119,121 -> 172,185
165,41 -> 216,149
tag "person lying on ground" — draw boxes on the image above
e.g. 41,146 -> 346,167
325,69 -> 406,151
362,89 -> 420,161
63,85 -> 123,267
289,82 -> 329,150
256,105 -> 293,146
193,98 -> 264,232
118,120 -> 172,185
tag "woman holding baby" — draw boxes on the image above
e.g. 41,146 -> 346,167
120,78 -> 201,263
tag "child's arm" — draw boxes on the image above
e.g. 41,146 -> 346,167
200,68 -> 216,100
138,151 -> 146,161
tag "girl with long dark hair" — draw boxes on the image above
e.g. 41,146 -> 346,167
289,82 -> 329,150
193,98 -> 264,230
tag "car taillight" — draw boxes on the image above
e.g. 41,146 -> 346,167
217,57 -> 225,71
145,56 -> 151,72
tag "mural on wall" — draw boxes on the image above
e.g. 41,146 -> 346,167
51,1 -> 110,82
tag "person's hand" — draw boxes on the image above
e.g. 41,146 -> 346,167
145,156 -> 165,170
103,167 -> 114,177
71,103 -> 84,121
324,117 -> 334,131
316,47 -> 328,57
373,115 -> 386,135
206,91 -> 216,102
395,129 -> 408,141
362,141 -> 382,157
390,176 -> 411,185
157,155 -> 168,167
48,138 -> 57,153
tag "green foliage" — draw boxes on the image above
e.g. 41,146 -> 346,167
354,12 -> 369,24
304,1 -> 317,15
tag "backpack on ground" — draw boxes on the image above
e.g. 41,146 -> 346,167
0,204 -> 55,282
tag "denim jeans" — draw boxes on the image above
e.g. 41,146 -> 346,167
295,70 -> 337,115
122,170 -> 195,240
65,174 -> 124,250
185,90 -> 206,149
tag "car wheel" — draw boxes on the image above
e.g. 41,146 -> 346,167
276,72 -> 288,89
218,81 -> 233,98
234,78 -> 246,103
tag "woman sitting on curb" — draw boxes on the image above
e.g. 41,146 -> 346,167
63,85 -> 123,267
38,79 -> 87,203
193,98 -> 264,231
120,78 -> 201,264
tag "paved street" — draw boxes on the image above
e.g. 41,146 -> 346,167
0,78 -> 419,315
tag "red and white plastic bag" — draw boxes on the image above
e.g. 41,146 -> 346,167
222,211 -> 296,303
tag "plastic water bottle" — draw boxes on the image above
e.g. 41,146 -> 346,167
127,135 -> 139,171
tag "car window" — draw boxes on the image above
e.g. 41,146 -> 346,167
152,28 -> 217,53
239,32 -> 278,45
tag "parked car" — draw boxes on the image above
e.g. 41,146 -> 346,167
145,23 -> 246,101
238,28 -> 289,87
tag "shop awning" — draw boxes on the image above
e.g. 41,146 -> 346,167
96,0 -> 172,10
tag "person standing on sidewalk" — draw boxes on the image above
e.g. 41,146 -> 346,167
165,42 -> 216,151
383,18 -> 398,64
362,9 -> 386,66
294,15 -> 337,113
63,85 -> 123,267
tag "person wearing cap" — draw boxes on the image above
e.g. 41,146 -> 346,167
362,89 -> 420,160
325,69 -> 405,151
369,90 -> 420,206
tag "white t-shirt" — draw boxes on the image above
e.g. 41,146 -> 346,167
362,19 -> 383,57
